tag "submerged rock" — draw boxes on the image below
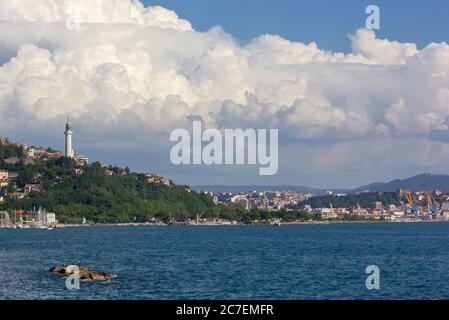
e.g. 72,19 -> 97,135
50,265 -> 115,281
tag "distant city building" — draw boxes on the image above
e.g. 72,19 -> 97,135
352,206 -> 368,216
24,184 -> 42,194
231,194 -> 250,210
145,173 -> 169,185
390,209 -> 405,217
375,202 -> 383,211
75,155 -> 89,165
24,146 -> 63,160
26,147 -> 35,158
45,213 -> 57,224
0,170 -> 8,188
441,202 -> 449,211
321,208 -> 337,219
0,170 -> 8,181
441,202 -> 449,220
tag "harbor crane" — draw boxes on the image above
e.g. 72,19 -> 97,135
423,192 -> 439,219
400,189 -> 419,219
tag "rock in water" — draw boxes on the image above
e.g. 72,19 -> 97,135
49,266 -> 64,274
50,265 -> 115,281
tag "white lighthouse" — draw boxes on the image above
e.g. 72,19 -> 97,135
65,117 -> 74,158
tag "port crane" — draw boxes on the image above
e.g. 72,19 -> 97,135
423,192 -> 439,219
400,189 -> 419,219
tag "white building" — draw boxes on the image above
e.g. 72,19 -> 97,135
321,208 -> 337,219
45,213 -> 57,224
441,202 -> 449,220
76,155 -> 89,165
0,170 -> 8,188
65,117 -> 74,158
231,195 -> 250,210
0,170 -> 8,181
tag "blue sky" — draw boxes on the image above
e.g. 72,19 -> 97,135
143,0 -> 449,52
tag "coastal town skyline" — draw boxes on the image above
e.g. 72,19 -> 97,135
4,119 -> 449,227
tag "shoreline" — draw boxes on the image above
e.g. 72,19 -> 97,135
3,219 -> 448,230
57,219 -> 449,228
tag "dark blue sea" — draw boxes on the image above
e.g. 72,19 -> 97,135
1,223 -> 449,300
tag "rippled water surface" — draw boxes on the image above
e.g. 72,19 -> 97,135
1,223 -> 449,299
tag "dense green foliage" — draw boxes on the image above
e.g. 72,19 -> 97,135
1,157 -> 216,223
0,142 -> 24,171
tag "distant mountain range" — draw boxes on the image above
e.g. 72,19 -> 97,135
193,174 -> 449,194
352,174 -> 449,193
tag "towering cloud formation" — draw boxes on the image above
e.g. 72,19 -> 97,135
0,0 -> 448,186
0,0 -> 192,29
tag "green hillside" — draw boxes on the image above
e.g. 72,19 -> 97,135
0,141 -> 234,223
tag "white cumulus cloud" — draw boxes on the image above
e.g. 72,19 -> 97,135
0,0 -> 449,186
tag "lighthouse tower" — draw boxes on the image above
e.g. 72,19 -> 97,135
65,117 -> 74,158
